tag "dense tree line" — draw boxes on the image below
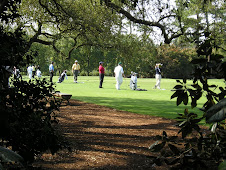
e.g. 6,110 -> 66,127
15,0 -> 225,78
28,37 -> 197,78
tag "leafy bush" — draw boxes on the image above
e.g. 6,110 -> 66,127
149,34 -> 226,169
0,78 -> 63,163
90,70 -> 99,76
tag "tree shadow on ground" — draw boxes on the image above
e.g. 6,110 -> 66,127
33,99 -> 180,169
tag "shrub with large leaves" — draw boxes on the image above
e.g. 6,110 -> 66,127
149,33 -> 226,169
0,78 -> 62,163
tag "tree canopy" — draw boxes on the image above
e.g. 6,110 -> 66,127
0,0 -> 225,78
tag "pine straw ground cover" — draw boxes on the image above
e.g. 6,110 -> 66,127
32,100 -> 184,170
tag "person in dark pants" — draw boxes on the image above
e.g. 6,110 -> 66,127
72,60 -> 80,83
49,61 -> 54,82
99,61 -> 104,88
32,65 -> 36,78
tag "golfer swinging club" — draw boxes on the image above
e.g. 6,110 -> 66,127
114,62 -> 124,90
153,63 -> 163,89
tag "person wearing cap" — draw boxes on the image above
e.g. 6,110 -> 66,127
99,61 -> 105,88
49,61 -> 54,82
114,62 -> 124,90
153,63 -> 162,89
72,60 -> 80,83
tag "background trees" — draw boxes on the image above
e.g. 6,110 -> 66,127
1,0 -> 223,78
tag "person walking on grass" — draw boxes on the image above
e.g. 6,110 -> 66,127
153,63 -> 162,89
49,61 -> 54,82
72,60 -> 80,83
99,61 -> 104,88
114,62 -> 124,90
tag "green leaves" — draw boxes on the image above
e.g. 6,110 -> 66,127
168,144 -> 180,155
0,146 -> 24,165
171,81 -> 189,106
0,78 -> 63,163
205,98 -> 226,123
218,160 -> 226,170
177,109 -> 202,139
149,141 -> 166,152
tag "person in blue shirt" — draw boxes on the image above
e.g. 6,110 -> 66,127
49,61 -> 54,82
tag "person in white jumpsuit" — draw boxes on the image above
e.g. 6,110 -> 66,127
130,72 -> 137,90
36,69 -> 42,78
114,62 -> 124,90
27,65 -> 33,79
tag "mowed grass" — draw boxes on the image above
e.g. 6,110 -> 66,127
21,75 -> 225,120
50,76 -> 224,120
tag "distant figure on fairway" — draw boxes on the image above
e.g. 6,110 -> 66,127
36,68 -> 42,78
130,71 -> 137,90
3,66 -> 13,88
57,70 -> 68,83
72,60 -> 80,83
153,63 -> 163,89
49,61 -> 54,82
99,61 -> 104,88
27,65 -> 33,79
13,66 -> 21,79
32,65 -> 36,78
114,62 -> 124,90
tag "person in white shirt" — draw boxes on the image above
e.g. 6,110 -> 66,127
36,69 -> 42,78
114,62 -> 124,90
130,72 -> 137,90
27,65 -> 33,79
49,61 -> 54,82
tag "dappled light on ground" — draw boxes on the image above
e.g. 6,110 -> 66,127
33,100 -> 180,169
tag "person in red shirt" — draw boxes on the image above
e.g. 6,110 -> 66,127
99,61 -> 105,88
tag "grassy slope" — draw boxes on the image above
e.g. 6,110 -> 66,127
53,76 -> 224,120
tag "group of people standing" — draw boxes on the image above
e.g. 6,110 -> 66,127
99,62 -> 162,90
98,61 -> 125,90
27,65 -> 41,79
47,60 -> 162,90
48,60 -> 80,83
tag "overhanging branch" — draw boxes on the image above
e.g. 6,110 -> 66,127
103,0 -> 182,44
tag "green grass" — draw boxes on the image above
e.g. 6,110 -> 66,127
21,76 -> 225,121
51,76 -> 224,120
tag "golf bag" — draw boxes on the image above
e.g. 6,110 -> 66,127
57,70 -> 67,83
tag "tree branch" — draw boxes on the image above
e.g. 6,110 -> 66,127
39,0 -> 59,22
33,39 -> 52,45
103,0 -> 181,44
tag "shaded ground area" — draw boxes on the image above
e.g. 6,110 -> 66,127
33,100 -> 180,169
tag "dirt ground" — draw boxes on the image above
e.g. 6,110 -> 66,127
33,100 -> 181,170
